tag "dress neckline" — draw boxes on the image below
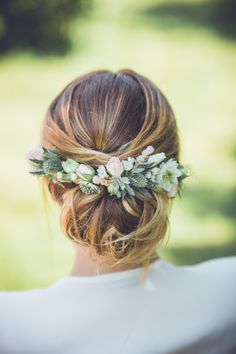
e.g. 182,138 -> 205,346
53,258 -> 168,286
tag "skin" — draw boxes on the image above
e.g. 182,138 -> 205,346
69,244 -> 160,276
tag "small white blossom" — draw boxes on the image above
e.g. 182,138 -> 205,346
25,144 -> 43,161
128,156 -> 135,163
97,165 -> 108,179
156,158 -> 182,192
136,155 -> 146,163
106,157 -> 124,177
92,175 -> 109,186
76,164 -> 95,181
142,145 -> 155,157
100,178 -> 109,186
122,156 -> 135,171
92,175 -> 101,185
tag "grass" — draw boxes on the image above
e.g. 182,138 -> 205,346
0,0 -> 235,290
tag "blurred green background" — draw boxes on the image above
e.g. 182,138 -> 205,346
0,0 -> 235,290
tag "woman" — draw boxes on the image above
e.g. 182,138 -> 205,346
0,69 -> 235,354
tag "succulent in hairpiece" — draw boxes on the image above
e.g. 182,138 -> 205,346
26,144 -> 190,200
79,180 -> 101,194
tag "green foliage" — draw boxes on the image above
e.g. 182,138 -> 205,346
0,0 -> 92,55
42,159 -> 62,175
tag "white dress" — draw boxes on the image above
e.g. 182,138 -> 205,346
0,256 -> 235,354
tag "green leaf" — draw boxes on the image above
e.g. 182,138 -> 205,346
138,162 -> 158,169
116,190 -> 122,198
43,149 -> 59,160
29,158 -> 44,165
43,159 -> 62,174
131,167 -> 146,173
146,153 -> 166,165
125,184 -> 135,196
129,194 -> 137,205
135,187 -> 153,198
29,170 -> 44,175
121,189 -> 127,200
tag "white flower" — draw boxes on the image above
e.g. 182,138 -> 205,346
92,175 -> 109,186
101,178 -> 109,186
122,156 -> 135,171
62,158 -> 79,173
167,184 -> 178,198
128,156 -> 135,163
142,145 -> 155,157
97,165 -> 108,179
25,144 -> 43,161
100,178 -> 109,186
92,175 -> 101,185
156,158 -> 182,192
136,155 -> 146,163
106,157 -> 124,177
76,164 -> 96,181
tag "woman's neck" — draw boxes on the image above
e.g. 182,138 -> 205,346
69,244 -> 159,276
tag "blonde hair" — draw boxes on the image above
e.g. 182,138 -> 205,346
40,69 -> 180,278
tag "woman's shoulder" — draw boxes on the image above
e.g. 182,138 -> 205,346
160,256 -> 236,304
162,256 -> 236,326
0,285 -> 53,311
161,255 -> 236,278
173,256 -> 236,307
184,255 -> 236,272
183,255 -> 236,280
171,255 -> 236,287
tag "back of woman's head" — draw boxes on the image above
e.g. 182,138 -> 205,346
40,69 -> 180,270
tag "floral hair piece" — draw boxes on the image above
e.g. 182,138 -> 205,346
25,145 -> 190,202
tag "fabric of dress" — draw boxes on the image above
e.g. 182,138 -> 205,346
0,256 -> 235,354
